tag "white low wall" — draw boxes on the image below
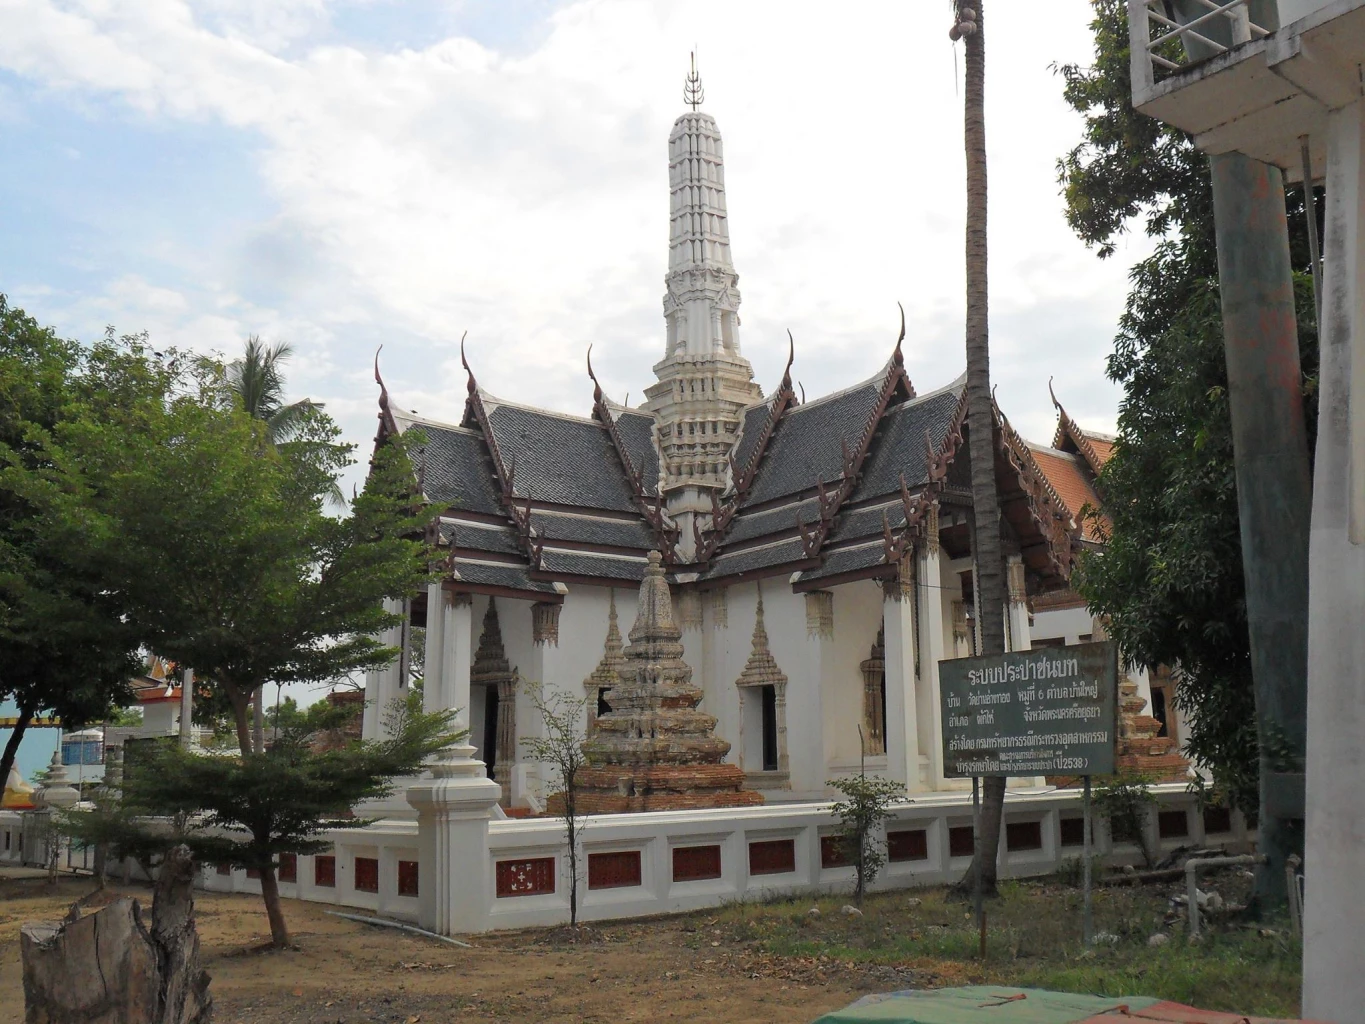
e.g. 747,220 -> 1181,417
6,786 -> 1249,937
201,783 -> 1246,935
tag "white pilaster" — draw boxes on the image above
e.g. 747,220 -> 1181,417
1302,94 -> 1365,1024
373,597 -> 405,739
446,593 -> 473,733
882,589 -> 921,791
423,583 -> 446,716
917,542 -> 951,789
1006,555 -> 1032,654
406,750 -> 501,936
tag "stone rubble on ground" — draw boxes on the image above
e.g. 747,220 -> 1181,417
1147,932 -> 1170,947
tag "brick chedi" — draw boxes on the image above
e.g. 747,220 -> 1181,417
578,551 -> 762,812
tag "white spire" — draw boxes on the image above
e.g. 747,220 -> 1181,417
664,109 -> 740,357
645,61 -> 762,511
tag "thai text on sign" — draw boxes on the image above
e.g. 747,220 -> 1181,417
938,641 -> 1117,777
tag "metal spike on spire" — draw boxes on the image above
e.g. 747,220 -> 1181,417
683,50 -> 704,110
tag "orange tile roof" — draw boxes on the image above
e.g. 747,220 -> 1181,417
1084,434 -> 1114,466
1028,446 -> 1108,543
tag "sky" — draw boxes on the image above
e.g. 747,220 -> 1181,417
0,1 -> 1152,720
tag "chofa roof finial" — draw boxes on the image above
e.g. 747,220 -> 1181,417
460,330 -> 476,396
684,50 -> 704,111
374,344 -> 388,402
587,343 -> 603,403
893,301 -> 906,366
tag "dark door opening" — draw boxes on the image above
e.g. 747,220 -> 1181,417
761,684 -> 778,772
1150,686 -> 1169,737
482,686 -> 499,779
597,687 -> 612,718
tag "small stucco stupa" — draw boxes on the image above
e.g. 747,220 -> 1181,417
578,551 -> 761,812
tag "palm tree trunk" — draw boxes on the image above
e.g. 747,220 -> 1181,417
958,0 -> 1009,897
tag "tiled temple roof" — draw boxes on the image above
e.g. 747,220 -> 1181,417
374,338 -> 1082,597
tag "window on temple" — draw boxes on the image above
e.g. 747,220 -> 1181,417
481,686 -> 499,780
1150,685 -> 1170,738
597,687 -> 612,718
760,684 -> 778,771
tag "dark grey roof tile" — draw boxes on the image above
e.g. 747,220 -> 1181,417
799,542 -> 889,582
486,402 -> 638,513
530,511 -> 654,550
849,381 -> 964,503
702,538 -> 808,580
732,400 -> 777,477
743,381 -> 884,507
412,424 -> 504,515
614,410 -> 661,496
538,548 -> 648,581
722,497 -> 821,547
452,558 -> 558,594
440,519 -> 522,557
827,501 -> 908,544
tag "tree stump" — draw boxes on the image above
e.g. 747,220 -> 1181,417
21,844 -> 212,1024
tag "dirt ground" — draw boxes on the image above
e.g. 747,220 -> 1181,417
0,873 -> 891,1024
0,867 -> 1299,1022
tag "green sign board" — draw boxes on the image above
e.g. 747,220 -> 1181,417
939,641 -> 1118,778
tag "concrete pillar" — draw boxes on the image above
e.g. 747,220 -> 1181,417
1210,150 -> 1312,901
445,592 -> 473,734
422,583 -> 445,716
917,540 -> 950,789
405,750 -> 501,936
371,598 -> 405,739
1302,95 -> 1365,1024
882,584 -> 921,791
1005,556 -> 1031,654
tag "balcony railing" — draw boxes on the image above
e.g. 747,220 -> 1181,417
1129,0 -> 1274,102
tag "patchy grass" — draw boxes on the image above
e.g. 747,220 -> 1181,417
704,871 -> 1301,1018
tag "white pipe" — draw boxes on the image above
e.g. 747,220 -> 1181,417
1186,853 -> 1266,939
324,910 -> 474,948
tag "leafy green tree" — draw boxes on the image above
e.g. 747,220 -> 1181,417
48,346 -> 436,758
1057,0 -> 1319,814
65,698 -> 461,947
828,771 -> 905,905
0,299 -> 142,789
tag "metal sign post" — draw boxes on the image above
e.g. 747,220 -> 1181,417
1082,774 -> 1093,946
972,775 -> 983,957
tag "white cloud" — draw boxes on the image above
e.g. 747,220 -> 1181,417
0,0 -> 1148,470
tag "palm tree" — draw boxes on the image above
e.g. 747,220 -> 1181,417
227,336 -> 319,444
955,0 -> 1009,897
226,336 -> 330,753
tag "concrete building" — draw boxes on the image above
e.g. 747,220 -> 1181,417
1127,2 -> 1365,1017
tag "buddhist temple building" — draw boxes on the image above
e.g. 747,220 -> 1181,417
362,67 -> 1187,810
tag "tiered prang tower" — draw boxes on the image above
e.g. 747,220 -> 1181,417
643,57 -> 763,535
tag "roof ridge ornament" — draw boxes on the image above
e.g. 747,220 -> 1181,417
683,50 -> 704,111
459,330 -> 475,395
894,301 -> 906,367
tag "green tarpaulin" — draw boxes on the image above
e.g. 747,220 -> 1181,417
813,986 -> 1318,1024
813,987 -> 1161,1024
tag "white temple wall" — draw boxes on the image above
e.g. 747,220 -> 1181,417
499,586 -> 640,799
686,588 -> 744,778
819,582 -> 886,775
